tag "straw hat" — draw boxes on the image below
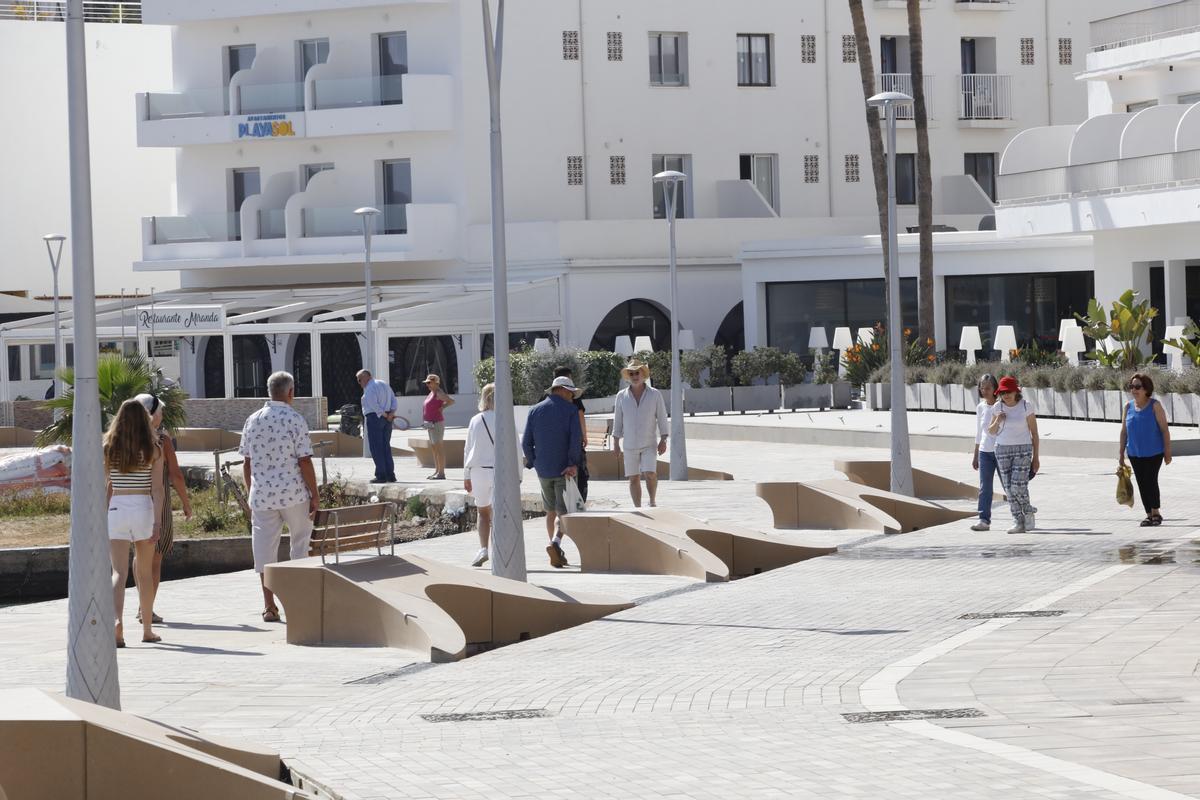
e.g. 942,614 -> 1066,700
621,360 -> 650,380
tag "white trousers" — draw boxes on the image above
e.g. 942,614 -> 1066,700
252,501 -> 313,573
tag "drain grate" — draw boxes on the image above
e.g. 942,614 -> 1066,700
421,708 -> 552,723
843,708 -> 985,724
344,662 -> 437,685
958,610 -> 1066,620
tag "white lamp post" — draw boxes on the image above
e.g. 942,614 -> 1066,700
1164,324 -> 1187,373
633,335 -> 654,354
354,206 -> 380,459
807,327 -> 829,353
677,329 -> 696,351
867,90 -> 914,497
832,326 -> 853,377
42,234 -> 67,403
64,0 -> 120,709
994,325 -> 1018,363
1061,326 -> 1086,367
857,326 -> 875,347
532,337 -> 553,354
958,325 -> 982,365
614,335 -> 634,357
653,168 -> 689,481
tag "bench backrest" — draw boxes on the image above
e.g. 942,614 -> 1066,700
584,418 -> 612,450
309,502 -> 395,563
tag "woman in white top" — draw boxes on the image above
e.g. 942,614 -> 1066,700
970,374 -> 999,531
987,375 -> 1041,533
464,384 -> 497,567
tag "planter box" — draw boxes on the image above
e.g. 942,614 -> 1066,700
934,383 -> 953,411
964,386 -> 981,412
732,385 -> 780,413
684,387 -> 732,415
831,381 -> 852,409
1027,388 -> 1050,416
905,384 -> 920,410
1086,390 -> 1107,421
1069,390 -> 1088,420
1172,393 -> 1197,426
582,396 -> 615,414
1052,390 -> 1071,419
783,383 -> 832,410
949,385 -> 966,413
918,383 -> 936,411
1104,390 -> 1123,421
1159,393 -> 1174,424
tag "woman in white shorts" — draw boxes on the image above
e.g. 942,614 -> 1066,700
105,398 -> 164,647
464,384 -> 497,567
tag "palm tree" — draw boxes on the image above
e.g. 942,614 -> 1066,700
847,0 -> 892,295
908,0 -> 935,345
38,351 -> 188,445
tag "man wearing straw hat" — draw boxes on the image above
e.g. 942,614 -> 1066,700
613,359 -> 668,507
522,375 -> 584,568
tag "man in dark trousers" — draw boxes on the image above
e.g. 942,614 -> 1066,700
522,376 -> 583,568
554,366 -> 589,502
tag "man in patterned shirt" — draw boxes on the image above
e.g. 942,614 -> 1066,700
239,371 -> 319,622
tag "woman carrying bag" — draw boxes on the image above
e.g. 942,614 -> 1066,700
988,376 -> 1040,534
1119,372 -> 1171,526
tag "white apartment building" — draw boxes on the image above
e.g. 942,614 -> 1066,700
1,0 -> 1133,410
997,0 -> 1200,357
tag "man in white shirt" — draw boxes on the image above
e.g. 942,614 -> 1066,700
612,360 -> 668,507
239,371 -> 319,623
357,369 -> 398,483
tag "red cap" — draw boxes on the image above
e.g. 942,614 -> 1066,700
997,376 -> 1020,394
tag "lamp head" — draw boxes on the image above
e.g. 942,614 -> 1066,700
867,91 -> 914,109
653,170 -> 687,184
43,234 -> 66,242
354,207 -> 381,217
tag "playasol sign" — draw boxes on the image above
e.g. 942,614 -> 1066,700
134,305 -> 224,333
235,113 -> 300,139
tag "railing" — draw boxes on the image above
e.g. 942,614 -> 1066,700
258,209 -> 286,240
1091,0 -> 1200,52
238,81 -> 303,115
959,73 -> 1011,120
145,88 -> 227,120
955,0 -> 1012,4
998,147 -> 1200,203
879,73 -> 935,120
151,213 -> 239,245
0,0 -> 139,22
312,74 -> 405,110
302,204 -> 408,238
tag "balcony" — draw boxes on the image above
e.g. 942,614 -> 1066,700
879,74 -> 935,120
954,0 -> 1013,10
0,0 -> 141,22
958,74 -> 1012,126
1091,0 -> 1200,53
137,73 -> 453,147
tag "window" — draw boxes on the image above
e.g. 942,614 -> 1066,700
803,155 -> 820,184
588,300 -> 672,352
944,272 -> 1094,356
380,159 -> 412,235
562,30 -> 580,60
649,32 -> 687,85
652,154 -> 690,219
800,34 -> 816,65
231,167 -> 260,241
895,153 -> 916,205
1178,91 -> 1200,105
1126,99 -> 1158,113
480,331 -> 556,360
567,155 -> 584,186
1057,37 -> 1072,66
30,344 -> 57,380
7,346 -> 20,382
964,152 -> 997,202
765,279 -> 919,357
610,156 -> 626,185
1020,37 -> 1035,66
740,154 -> 778,213
842,34 -> 857,64
388,336 -> 458,395
301,162 -> 333,188
225,44 -> 255,84
845,154 -> 861,183
298,38 -> 329,79
607,31 -> 623,61
377,32 -> 408,105
737,34 -> 771,86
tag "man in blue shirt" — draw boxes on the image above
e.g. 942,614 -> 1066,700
356,369 -> 398,483
522,376 -> 582,568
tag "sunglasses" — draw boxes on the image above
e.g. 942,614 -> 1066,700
1129,383 -> 1144,390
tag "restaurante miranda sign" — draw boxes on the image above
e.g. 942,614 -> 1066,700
134,305 -> 224,333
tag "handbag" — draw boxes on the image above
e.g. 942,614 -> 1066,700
563,475 -> 586,514
1115,465 -> 1134,507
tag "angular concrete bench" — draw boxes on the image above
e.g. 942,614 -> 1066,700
265,553 -> 631,662
0,688 -> 299,799
408,436 -> 465,469
584,449 -> 733,481
756,480 -> 975,534
835,459 -> 1003,502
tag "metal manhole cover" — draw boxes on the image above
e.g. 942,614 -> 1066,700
843,708 -> 985,724
421,709 -> 552,723
958,610 -> 1066,620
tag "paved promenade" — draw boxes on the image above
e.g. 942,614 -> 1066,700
4,427 -> 1200,799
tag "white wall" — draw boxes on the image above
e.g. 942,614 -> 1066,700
0,20 -> 176,297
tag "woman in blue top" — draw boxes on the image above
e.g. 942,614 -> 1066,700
1119,372 -> 1172,526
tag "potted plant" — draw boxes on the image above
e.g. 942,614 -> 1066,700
1103,370 -> 1124,421
1049,366 -> 1084,419
1151,368 -> 1175,424
1077,290 -> 1158,370
731,347 -> 796,413
905,365 -> 925,410
865,365 -> 890,411
1176,371 -> 1200,426
1083,367 -> 1109,422
1020,366 -> 1054,417
681,344 -> 733,415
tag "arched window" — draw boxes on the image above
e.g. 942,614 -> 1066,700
588,299 -> 672,352
203,335 -> 272,398
388,335 -> 458,396
714,302 -> 745,354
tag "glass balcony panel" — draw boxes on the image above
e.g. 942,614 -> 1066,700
239,81 -> 303,115
302,204 -> 408,238
258,209 -> 286,240
152,213 -> 239,245
146,88 -> 227,120
311,74 -> 405,110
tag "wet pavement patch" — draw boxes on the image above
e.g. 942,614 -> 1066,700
958,610 -> 1066,620
842,708 -> 986,724
421,709 -> 552,723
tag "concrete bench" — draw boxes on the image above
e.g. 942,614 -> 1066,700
308,502 -> 395,563
585,417 -> 612,449
756,479 -> 975,535
264,553 -> 631,662
835,459 -> 1004,502
584,449 -> 733,481
408,436 -> 465,469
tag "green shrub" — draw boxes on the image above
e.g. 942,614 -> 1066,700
0,489 -> 71,518
634,350 -> 673,390
1050,365 -> 1085,392
1082,368 -> 1111,391
474,348 -> 624,404
405,496 -> 428,519
681,344 -> 732,387
841,324 -> 888,388
731,346 -> 804,386
812,350 -> 839,385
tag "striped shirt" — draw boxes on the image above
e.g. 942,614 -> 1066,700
110,462 -> 153,491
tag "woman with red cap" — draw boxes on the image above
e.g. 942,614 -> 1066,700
987,375 -> 1040,533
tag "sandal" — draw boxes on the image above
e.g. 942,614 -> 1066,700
1140,517 -> 1154,527
142,633 -> 161,644
1151,514 -> 1163,526
262,608 -> 281,623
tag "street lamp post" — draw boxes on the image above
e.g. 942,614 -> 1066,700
652,170 -> 688,481
355,206 -> 380,459
866,91 -> 914,497
42,234 -> 66,404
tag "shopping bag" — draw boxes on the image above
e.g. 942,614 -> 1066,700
564,475 -> 586,514
1115,465 -> 1134,508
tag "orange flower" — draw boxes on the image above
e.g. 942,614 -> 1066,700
926,337 -> 935,347
1111,318 -> 1121,332
926,354 -> 936,363
903,328 -> 912,337
871,343 -> 880,351
1010,348 -> 1020,358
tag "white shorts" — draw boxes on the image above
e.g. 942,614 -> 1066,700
623,447 -> 657,477
252,501 -> 314,573
469,468 -> 494,508
108,494 -> 154,542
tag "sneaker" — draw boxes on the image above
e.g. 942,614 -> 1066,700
547,541 -> 568,568
1007,522 -> 1026,534
1025,514 -> 1036,531
970,521 -> 990,532
471,548 -> 489,567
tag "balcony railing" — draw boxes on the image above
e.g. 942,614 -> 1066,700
145,87 -> 226,120
144,74 -> 411,121
998,148 -> 1200,204
958,74 -> 1011,120
879,73 -> 935,119
238,81 -> 303,115
151,213 -> 239,245
0,0 -> 140,22
258,208 -> 286,240
1092,0 -> 1200,52
311,74 -> 405,109
302,204 -> 408,238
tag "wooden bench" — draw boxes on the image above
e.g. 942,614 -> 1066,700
584,417 -> 612,450
308,502 -> 396,564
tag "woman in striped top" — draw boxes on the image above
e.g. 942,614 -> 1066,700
105,398 -> 164,647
